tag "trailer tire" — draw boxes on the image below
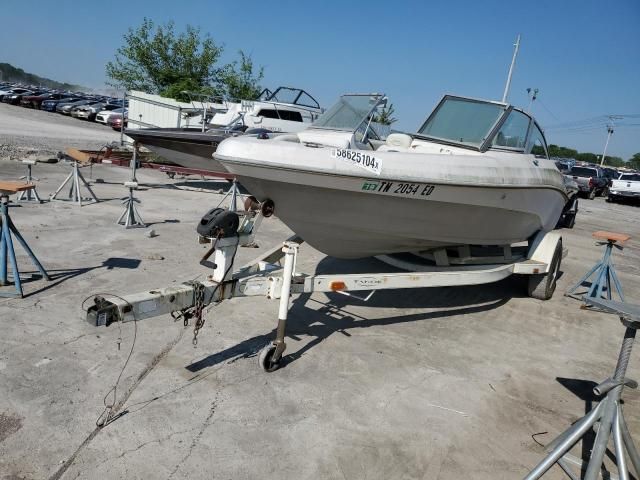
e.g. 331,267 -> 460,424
528,239 -> 562,300
563,212 -> 576,229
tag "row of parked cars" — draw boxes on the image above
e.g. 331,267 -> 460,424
555,158 -> 640,205
0,82 -> 128,130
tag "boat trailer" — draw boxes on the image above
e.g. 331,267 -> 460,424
86,204 -> 563,372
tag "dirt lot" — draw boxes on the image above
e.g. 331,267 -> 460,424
0,103 -> 120,161
0,106 -> 639,480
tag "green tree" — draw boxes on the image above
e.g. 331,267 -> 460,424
105,18 -> 224,101
547,144 -> 578,158
604,156 -> 625,168
575,152 -> 599,164
629,153 -> 640,170
373,103 -> 397,126
219,51 -> 264,101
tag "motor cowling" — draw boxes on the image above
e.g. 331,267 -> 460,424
197,208 -> 240,238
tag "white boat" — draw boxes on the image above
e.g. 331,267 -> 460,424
215,94 -> 568,259
125,87 -> 323,173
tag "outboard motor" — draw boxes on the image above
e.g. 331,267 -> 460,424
197,208 -> 240,238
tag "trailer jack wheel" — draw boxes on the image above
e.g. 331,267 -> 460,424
258,344 -> 281,372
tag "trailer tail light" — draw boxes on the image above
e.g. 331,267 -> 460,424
330,281 -> 346,291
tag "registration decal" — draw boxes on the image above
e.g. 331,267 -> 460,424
361,180 -> 435,197
331,148 -> 381,175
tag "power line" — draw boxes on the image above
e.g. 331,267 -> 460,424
545,113 -> 640,130
548,121 -> 640,133
536,98 -> 562,124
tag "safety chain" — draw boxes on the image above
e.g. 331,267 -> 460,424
190,281 -> 206,346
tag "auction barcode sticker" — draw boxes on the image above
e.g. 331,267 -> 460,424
331,148 -> 382,175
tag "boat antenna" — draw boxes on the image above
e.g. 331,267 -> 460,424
502,34 -> 521,103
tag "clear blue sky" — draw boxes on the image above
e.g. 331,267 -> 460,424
2,0 -> 639,159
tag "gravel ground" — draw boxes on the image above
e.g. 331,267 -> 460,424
0,103 -> 120,161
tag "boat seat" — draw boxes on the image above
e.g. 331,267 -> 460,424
377,133 -> 413,152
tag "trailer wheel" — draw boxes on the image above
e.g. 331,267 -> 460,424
528,239 -> 562,300
562,212 -> 576,229
258,344 -> 281,372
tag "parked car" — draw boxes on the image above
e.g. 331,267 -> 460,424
0,87 -> 32,102
7,88 -> 50,105
568,165 -> 608,199
73,102 -> 117,121
26,92 -> 70,109
107,112 -> 128,130
557,175 -> 579,228
57,98 -> 92,114
20,91 -> 54,108
602,167 -> 620,187
41,96 -> 77,111
553,158 -> 575,173
71,101 -> 103,118
2,89 -> 35,104
96,107 -> 126,124
607,173 -> 640,204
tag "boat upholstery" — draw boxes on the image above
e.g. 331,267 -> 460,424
377,133 -> 413,152
298,129 -> 352,149
387,133 -> 413,148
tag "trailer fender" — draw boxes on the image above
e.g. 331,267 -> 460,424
527,231 -> 563,270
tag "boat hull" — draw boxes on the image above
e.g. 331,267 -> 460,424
215,137 -> 567,258
125,128 -> 228,173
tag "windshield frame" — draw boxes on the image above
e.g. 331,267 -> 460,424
259,86 -> 321,109
414,95 -> 515,152
309,93 -> 386,135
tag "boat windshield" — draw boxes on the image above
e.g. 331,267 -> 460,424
312,94 -> 385,132
417,96 -> 506,148
258,87 -> 320,109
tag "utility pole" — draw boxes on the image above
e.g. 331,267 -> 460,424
600,125 -> 614,166
502,34 -> 521,103
526,87 -> 538,113
120,90 -> 126,146
600,116 -> 623,166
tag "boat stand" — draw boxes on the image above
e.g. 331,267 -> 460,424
215,179 -> 242,211
0,184 -> 50,298
117,146 -> 145,228
50,161 -> 99,206
524,297 -> 640,480
117,182 -> 145,228
16,160 -> 42,203
566,231 -> 628,303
